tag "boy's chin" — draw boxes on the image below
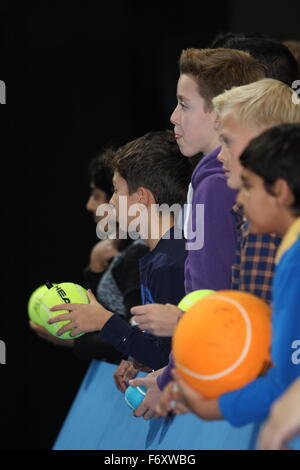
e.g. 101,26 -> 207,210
247,221 -> 265,235
226,175 -> 241,190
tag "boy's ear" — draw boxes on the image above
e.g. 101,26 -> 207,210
136,187 -> 155,206
214,113 -> 220,131
273,178 -> 295,208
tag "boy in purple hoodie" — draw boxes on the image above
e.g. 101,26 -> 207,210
127,49 -> 265,417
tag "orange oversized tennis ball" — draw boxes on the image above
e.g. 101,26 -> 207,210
173,290 -> 272,398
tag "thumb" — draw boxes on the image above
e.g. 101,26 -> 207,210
87,289 -> 97,304
130,305 -> 147,315
129,376 -> 146,387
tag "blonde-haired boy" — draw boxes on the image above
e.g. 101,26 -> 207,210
213,78 -> 300,303
213,78 -> 300,190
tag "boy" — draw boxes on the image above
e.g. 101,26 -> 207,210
48,130 -> 191,371
158,124 -> 300,427
213,78 -> 300,303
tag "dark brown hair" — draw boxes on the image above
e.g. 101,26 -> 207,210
109,130 -> 192,206
179,48 -> 266,110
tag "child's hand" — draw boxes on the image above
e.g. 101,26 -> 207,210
113,360 -> 138,393
170,369 -> 223,421
48,289 -> 113,337
29,321 -> 75,347
129,372 -> 162,420
89,239 -> 119,273
155,381 -> 191,417
258,377 -> 300,450
130,303 -> 182,336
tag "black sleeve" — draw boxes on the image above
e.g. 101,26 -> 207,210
76,242 -> 149,363
99,315 -> 171,370
73,332 -> 126,364
82,266 -> 105,293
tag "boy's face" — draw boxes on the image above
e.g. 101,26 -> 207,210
237,168 -> 278,234
170,74 -> 218,157
86,184 -> 108,223
217,111 -> 264,189
109,171 -> 144,231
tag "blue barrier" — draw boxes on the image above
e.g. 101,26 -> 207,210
54,360 -> 269,450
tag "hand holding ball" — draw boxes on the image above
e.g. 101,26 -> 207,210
125,385 -> 147,410
28,282 -> 89,340
173,290 -> 272,398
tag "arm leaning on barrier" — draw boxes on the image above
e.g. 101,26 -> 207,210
130,303 -> 182,337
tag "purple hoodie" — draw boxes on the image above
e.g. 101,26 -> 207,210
184,147 -> 238,293
157,148 -> 238,390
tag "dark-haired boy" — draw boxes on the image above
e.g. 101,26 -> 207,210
48,130 -> 191,375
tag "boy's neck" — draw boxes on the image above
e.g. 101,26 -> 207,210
276,212 -> 299,237
203,134 -> 220,156
146,214 -> 175,251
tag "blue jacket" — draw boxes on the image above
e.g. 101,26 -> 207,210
219,236 -> 300,426
99,227 -> 187,370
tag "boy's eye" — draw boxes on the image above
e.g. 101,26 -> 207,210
91,191 -> 100,201
242,183 -> 251,193
220,136 -> 229,146
179,100 -> 188,109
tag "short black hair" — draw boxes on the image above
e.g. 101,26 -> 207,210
110,130 -> 192,206
240,123 -> 300,215
210,31 -> 270,47
88,148 -> 114,200
210,33 -> 298,85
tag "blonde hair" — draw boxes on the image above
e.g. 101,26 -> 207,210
212,78 -> 300,128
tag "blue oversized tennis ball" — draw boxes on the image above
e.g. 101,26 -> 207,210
39,282 -> 89,340
125,385 -> 147,410
177,289 -> 216,312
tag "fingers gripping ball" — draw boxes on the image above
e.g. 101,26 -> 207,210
173,290 -> 272,398
27,284 -> 56,326
177,289 -> 216,312
39,282 -> 89,340
125,385 -> 147,410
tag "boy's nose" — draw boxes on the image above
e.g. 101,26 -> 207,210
170,105 -> 180,126
109,194 -> 115,207
86,196 -> 95,212
217,147 -> 226,163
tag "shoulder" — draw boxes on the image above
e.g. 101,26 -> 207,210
124,240 -> 149,258
141,239 -> 187,274
279,237 -> 300,268
193,173 -> 237,202
275,239 -> 300,290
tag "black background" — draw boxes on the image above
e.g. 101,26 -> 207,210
1,1 -> 300,450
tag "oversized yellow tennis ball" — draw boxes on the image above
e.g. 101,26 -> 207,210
39,282 -> 89,340
177,289 -> 216,312
173,290 -> 272,398
27,284 -> 56,326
